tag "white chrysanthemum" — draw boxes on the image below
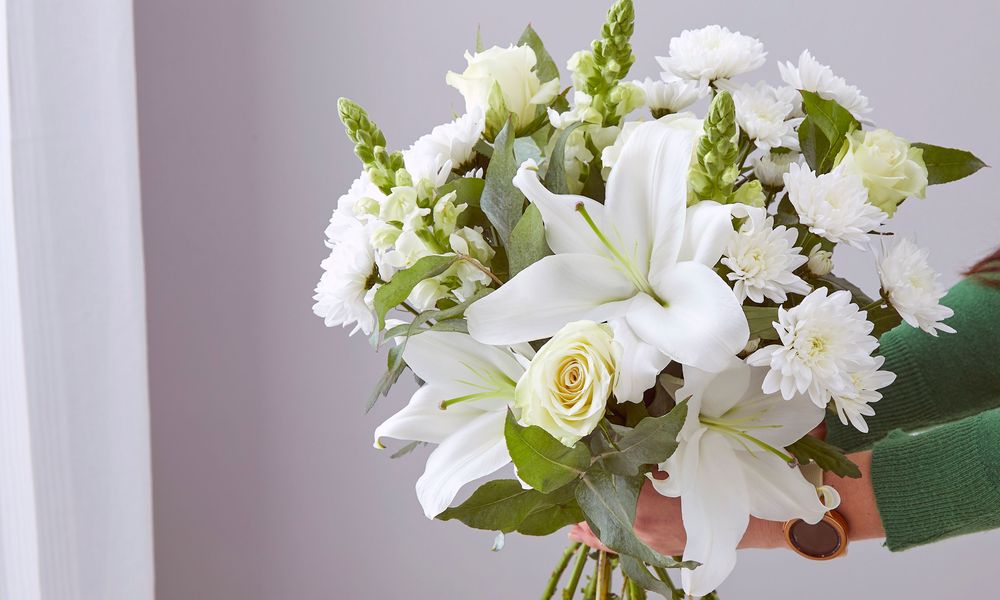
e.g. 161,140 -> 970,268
656,25 -> 766,84
325,171 -> 385,242
831,356 -> 896,433
312,221 -> 377,335
747,287 -> 879,407
403,109 -> 485,187
633,77 -> 708,114
878,237 -> 955,335
779,50 -> 871,120
806,244 -> 834,276
728,82 -> 798,151
722,213 -> 810,303
784,163 -> 887,249
752,151 -> 799,189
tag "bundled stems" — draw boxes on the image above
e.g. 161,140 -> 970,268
595,551 -> 612,599
562,544 -> 590,599
542,542 -> 582,600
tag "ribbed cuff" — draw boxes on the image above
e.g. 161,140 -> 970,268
826,328 -> 940,452
871,410 -> 1000,551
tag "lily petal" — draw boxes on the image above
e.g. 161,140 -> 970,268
680,358 -> 752,421
677,430 -> 750,598
605,118 -> 700,275
627,262 -> 749,372
373,382 -> 484,447
609,319 -> 670,403
415,410 -> 510,518
467,254 -> 636,345
513,162 -> 611,257
404,330 -> 525,386
676,201 -> 738,268
738,452 -> 828,524
724,367 -> 825,448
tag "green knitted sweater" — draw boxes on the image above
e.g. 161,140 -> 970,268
826,276 -> 1000,551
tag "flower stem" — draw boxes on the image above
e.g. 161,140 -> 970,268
542,542 -> 581,600
653,565 -> 684,600
596,551 -> 612,600
562,543 -> 590,599
457,253 -> 504,286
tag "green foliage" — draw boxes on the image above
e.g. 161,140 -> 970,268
515,484 -> 584,536
505,411 -> 591,493
598,402 -> 688,476
481,120 -> 527,250
544,122 -> 584,194
518,24 -> 560,85
437,479 -> 583,536
911,143 -> 987,185
507,204 -> 550,278
786,435 -> 862,479
690,91 -> 739,202
743,306 -> 781,342
372,255 -> 457,330
337,97 -> 404,192
437,177 -> 485,210
798,91 -> 859,174
813,272 -> 876,306
575,465 -> 694,569
619,556 -> 674,597
867,301 -> 904,339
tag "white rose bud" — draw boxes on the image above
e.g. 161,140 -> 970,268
514,321 -> 617,446
806,243 -> 834,276
446,45 -> 560,135
836,129 -> 928,216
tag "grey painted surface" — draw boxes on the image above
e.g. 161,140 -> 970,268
135,1 -> 1000,598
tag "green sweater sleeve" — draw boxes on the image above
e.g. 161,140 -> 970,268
871,407 -> 1000,551
826,277 -> 1000,452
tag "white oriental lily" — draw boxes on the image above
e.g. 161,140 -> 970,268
652,357 -> 835,597
466,116 -> 750,403
373,330 -> 528,518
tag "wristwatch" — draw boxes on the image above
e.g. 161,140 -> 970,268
783,511 -> 849,560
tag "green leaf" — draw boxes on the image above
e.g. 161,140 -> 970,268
437,479 -> 543,533
868,302 -> 903,339
389,440 -> 425,459
798,91 -> 859,174
513,137 -> 544,167
367,343 -> 406,413
786,435 -> 861,479
599,402 -> 688,476
619,556 -> 674,597
372,255 -> 457,330
505,411 -> 590,493
911,143 -> 987,185
743,306 -> 781,342
516,484 -> 584,536
813,272 -> 875,306
475,25 -> 485,53
543,122 -> 583,195
481,120 -> 526,248
437,177 -> 485,209
518,24 -> 560,85
506,204 -> 550,278
576,466 -> 694,569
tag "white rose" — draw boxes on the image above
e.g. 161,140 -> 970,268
837,129 -> 928,216
447,45 -> 560,135
514,321 -> 617,446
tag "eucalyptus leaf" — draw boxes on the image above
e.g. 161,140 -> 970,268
438,177 -> 485,209
389,440 -> 425,459
813,273 -> 876,307
366,343 -> 406,413
786,435 -> 861,479
619,556 -> 674,597
576,465 -> 694,569
911,143 -> 987,185
599,402 -> 688,476
505,411 -> 590,493
481,120 -> 526,248
518,24 -> 560,85
743,306 -> 781,342
544,122 -> 584,195
516,483 -> 584,536
507,204 -> 550,277
514,137 -> 544,166
437,479 -> 543,533
867,302 -> 903,339
372,255 -> 458,330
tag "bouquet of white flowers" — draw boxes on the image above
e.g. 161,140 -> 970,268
314,2 -> 985,597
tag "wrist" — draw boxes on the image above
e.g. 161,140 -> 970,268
823,450 -> 885,541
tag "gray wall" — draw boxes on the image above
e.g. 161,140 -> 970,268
135,1 -> 1000,598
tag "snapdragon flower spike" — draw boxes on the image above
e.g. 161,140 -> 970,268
466,116 -> 750,402
373,331 -> 526,518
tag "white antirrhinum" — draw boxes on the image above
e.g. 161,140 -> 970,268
653,357 -> 835,597
722,209 -> 810,303
747,287 -> 880,407
466,116 -> 750,403
373,331 -> 527,518
657,25 -> 766,85
779,50 -> 871,120
727,82 -> 798,151
878,237 -> 956,335
784,163 -> 887,249
633,77 -> 709,114
403,109 -> 485,187
831,355 -> 896,433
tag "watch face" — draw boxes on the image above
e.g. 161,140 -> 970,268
785,513 -> 847,560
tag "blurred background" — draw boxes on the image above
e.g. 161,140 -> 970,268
133,1 -> 1000,598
